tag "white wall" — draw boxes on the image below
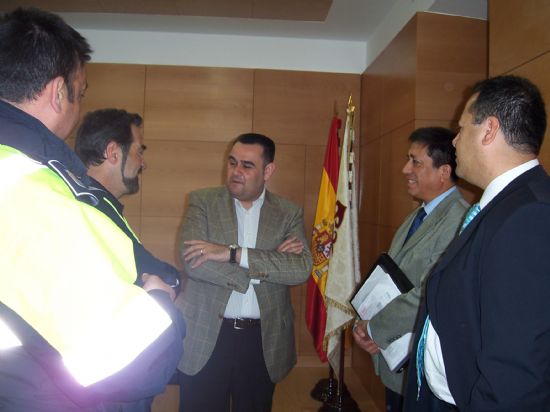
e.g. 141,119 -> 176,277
81,29 -> 367,74
74,0 -> 485,74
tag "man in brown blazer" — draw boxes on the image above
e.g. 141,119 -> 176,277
176,133 -> 312,412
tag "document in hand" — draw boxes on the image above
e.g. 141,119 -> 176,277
349,253 -> 414,371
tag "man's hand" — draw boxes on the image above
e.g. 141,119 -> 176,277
277,236 -> 304,254
142,273 -> 176,301
183,240 -> 230,268
352,320 -> 381,355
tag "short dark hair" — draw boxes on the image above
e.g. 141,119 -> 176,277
233,133 -> 275,165
75,109 -> 143,167
470,75 -> 547,155
409,127 -> 458,182
0,8 -> 91,103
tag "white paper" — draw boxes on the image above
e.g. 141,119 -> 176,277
350,263 -> 412,372
351,265 -> 401,320
380,332 -> 413,371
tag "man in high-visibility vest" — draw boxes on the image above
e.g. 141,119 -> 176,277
0,8 -> 185,411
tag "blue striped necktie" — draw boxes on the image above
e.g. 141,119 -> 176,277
416,202 -> 481,398
460,203 -> 481,234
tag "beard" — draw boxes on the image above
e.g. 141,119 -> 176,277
121,153 -> 141,195
122,174 -> 140,194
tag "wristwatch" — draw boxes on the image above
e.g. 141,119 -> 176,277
228,243 -> 239,263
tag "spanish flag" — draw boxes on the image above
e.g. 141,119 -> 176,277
305,116 -> 340,362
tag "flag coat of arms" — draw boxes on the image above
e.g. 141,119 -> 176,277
305,116 -> 340,362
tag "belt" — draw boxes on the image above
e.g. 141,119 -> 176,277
223,318 -> 261,329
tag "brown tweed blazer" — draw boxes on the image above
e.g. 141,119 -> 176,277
176,186 -> 312,382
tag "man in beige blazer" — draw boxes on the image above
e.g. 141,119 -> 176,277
176,133 -> 312,412
353,127 -> 469,412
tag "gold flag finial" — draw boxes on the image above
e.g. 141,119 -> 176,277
347,94 -> 355,116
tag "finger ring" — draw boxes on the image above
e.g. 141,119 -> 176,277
200,248 -> 204,255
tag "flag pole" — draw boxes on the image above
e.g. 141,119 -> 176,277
319,329 -> 360,411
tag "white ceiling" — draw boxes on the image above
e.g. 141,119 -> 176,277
1,0 -> 487,73
40,0 -> 487,42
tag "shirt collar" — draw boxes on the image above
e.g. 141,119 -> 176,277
480,159 -> 539,209
423,186 -> 457,216
234,187 -> 266,211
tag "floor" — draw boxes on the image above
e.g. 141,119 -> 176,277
152,367 -> 380,412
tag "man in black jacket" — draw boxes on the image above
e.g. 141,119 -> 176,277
404,75 -> 550,411
75,108 -> 181,293
0,8 -> 184,411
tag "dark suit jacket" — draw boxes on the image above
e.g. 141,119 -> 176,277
405,166 -> 550,412
176,186 -> 312,383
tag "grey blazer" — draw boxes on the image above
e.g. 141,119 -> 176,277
369,188 -> 469,394
176,186 -> 312,383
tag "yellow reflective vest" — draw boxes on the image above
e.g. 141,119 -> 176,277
0,145 -> 172,387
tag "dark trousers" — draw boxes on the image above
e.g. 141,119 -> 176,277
179,322 -> 275,412
386,387 -> 404,412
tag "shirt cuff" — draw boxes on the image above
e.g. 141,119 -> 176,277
240,247 -> 249,269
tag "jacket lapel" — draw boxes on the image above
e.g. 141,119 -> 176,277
256,191 -> 281,249
432,166 -> 545,273
398,190 -> 461,257
215,187 -> 239,245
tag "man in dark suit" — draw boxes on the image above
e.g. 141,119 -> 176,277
353,127 -> 469,412
176,133 -> 313,411
404,75 -> 550,411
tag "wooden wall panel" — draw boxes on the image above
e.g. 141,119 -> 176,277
416,13 -> 488,74
81,63 -> 146,116
375,17 -> 417,135
358,140 -> 381,271
416,71 -> 483,122
144,66 -> 254,142
253,70 -> 360,146
361,74 -> 383,144
359,140 -> 381,226
266,144 -> 306,208
379,122 -> 417,227
510,52 -> 550,169
416,14 -> 487,122
489,0 -> 550,76
141,216 -> 183,269
141,140 -> 228,218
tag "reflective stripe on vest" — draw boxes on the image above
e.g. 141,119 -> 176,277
0,146 -> 172,386
0,317 -> 22,349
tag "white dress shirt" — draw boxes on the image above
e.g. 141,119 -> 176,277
424,159 -> 539,404
223,189 -> 265,319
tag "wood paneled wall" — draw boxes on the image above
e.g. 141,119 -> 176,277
75,63 -> 360,366
489,0 -> 550,167
355,12 -> 487,410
